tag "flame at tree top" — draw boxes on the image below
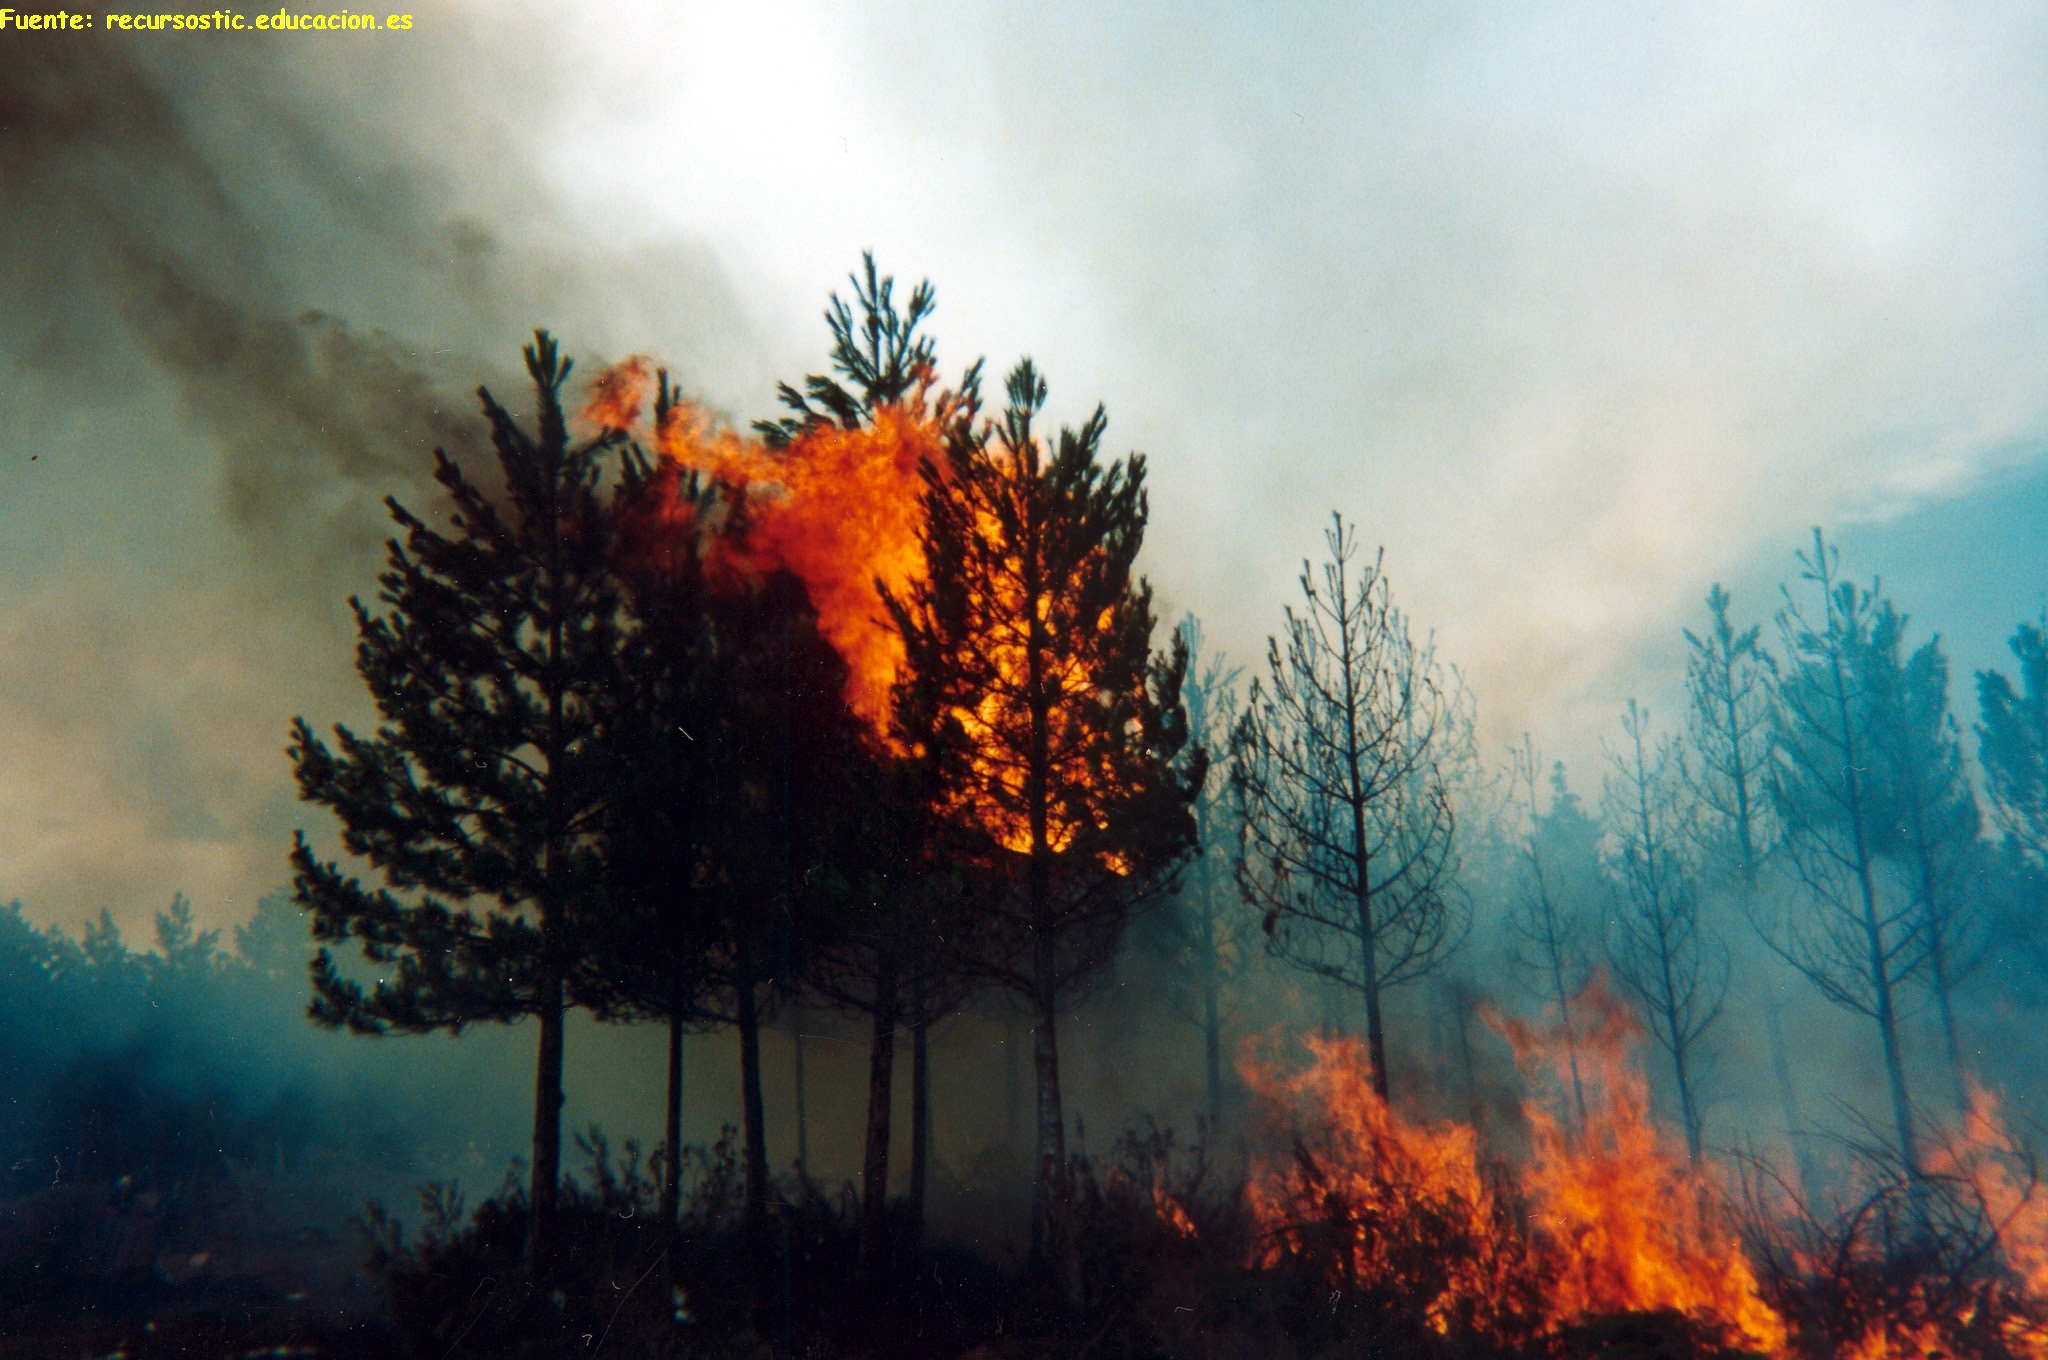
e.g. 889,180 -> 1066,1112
579,360 -> 944,735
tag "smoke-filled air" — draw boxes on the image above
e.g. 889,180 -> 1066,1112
6,5 -> 2048,1359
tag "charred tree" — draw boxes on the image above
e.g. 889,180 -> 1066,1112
1601,700 -> 1726,1164
288,333 -> 623,1284
1757,530 -> 1927,1187
886,357 -> 1202,1281
1231,515 -> 1466,1100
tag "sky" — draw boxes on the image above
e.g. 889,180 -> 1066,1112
1,0 -> 2046,938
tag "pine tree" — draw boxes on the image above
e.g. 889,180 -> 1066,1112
1231,515 -> 1466,1100
1978,620 -> 2048,864
1600,701 -> 1724,1164
1861,604 -> 1983,1110
1683,585 -> 1779,885
1759,530 -> 1927,1188
1162,615 -> 1250,1129
886,357 -> 1202,1279
287,332 -> 624,1282
1506,743 -> 1600,1127
760,255 -> 983,1264
587,414 -> 733,1260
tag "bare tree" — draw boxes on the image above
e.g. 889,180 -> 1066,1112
1759,530 -> 1928,1185
1601,700 -> 1727,1164
1230,514 -> 1467,1099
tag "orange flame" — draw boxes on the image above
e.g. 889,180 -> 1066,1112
1240,981 -> 1789,1354
1493,983 -> 1789,1355
583,356 -> 656,433
582,365 -> 943,735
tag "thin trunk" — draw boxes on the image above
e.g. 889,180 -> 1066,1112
1671,1029 -> 1703,1166
859,969 -> 898,1269
1335,564 -> 1388,1100
793,1016 -> 809,1180
1763,1000 -> 1822,1200
735,932 -> 771,1226
1356,892 -> 1387,1099
1549,945 -> 1589,1131
1912,831 -> 1969,1109
1030,982 -> 1066,1272
909,995 -> 930,1243
1202,976 -> 1223,1130
528,963 -> 566,1281
1928,935 -> 1969,1111
1450,987 -> 1485,1141
662,981 -> 685,1243
1199,859 -> 1224,1129
1004,1014 -> 1020,1148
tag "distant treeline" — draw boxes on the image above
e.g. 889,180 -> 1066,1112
0,892 -> 403,1201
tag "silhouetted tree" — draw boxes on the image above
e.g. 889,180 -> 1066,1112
1756,530 -> 1927,1186
586,413 -> 732,1261
1978,620 -> 2048,865
287,332 -> 624,1281
760,255 -> 983,1265
1231,516 -> 1465,1101
886,357 -> 1202,1278
1601,700 -> 1725,1163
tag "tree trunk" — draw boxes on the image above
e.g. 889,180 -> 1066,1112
1928,934 -> 1969,1111
1029,983 -> 1066,1273
1670,1029 -> 1703,1166
735,932 -> 771,1227
528,963 -> 566,1283
793,1014 -> 810,1180
1202,974 -> 1223,1130
662,981 -> 685,1253
1355,886 -> 1388,1100
1004,1013 -> 1020,1149
909,994 -> 931,1243
859,968 -> 898,1268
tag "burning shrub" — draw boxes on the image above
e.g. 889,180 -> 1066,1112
1241,1027 -> 1548,1354
1739,1090 -> 2048,1360
1237,986 -> 1794,1358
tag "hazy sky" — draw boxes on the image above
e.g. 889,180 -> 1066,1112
2,1 -> 2045,937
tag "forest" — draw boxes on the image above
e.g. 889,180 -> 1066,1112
6,259 -> 2048,1360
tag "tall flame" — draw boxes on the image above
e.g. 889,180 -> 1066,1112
1493,982 -> 1790,1355
1240,980 -> 1789,1355
581,365 -> 943,735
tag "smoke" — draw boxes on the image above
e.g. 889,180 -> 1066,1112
0,14 -> 775,933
